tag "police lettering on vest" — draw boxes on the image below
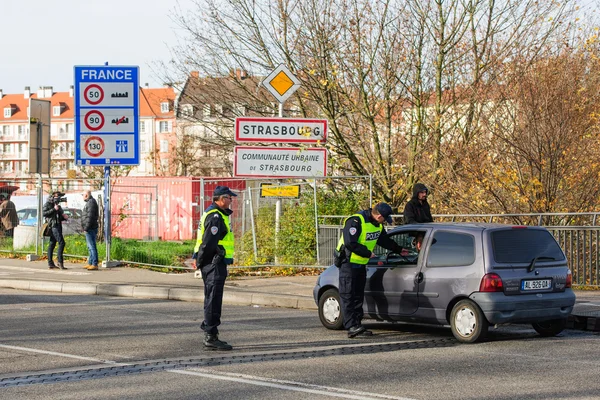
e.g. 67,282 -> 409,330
336,213 -> 383,265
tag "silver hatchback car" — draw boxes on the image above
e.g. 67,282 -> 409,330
314,223 -> 576,343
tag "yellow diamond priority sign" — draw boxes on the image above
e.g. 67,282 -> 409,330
262,64 -> 301,103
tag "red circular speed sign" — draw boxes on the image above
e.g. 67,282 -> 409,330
84,136 -> 105,157
84,84 -> 104,105
84,110 -> 105,131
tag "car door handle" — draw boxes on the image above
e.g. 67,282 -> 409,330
416,272 -> 423,283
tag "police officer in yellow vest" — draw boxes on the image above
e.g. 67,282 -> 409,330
337,203 -> 403,338
194,186 -> 236,350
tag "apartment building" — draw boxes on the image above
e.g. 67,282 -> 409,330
0,85 -> 176,181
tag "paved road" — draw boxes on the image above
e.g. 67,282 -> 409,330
1,288 -> 599,399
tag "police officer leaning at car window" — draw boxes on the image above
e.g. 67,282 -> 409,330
336,203 -> 404,338
193,186 -> 237,351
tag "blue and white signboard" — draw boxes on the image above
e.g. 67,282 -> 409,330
74,65 -> 140,166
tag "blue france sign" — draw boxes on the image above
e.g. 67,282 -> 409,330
74,65 -> 140,166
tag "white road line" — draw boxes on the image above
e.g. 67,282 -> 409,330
0,344 -> 118,364
171,368 -> 417,400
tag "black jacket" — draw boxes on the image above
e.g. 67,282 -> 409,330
43,198 -> 65,229
403,183 -> 433,224
196,204 -> 233,268
82,197 -> 99,231
342,209 -> 403,259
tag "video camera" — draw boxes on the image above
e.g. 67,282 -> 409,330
52,196 -> 67,205
51,192 -> 67,205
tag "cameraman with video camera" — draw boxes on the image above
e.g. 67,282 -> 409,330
43,191 -> 68,270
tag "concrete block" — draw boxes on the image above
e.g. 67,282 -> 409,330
133,286 -> 170,299
168,288 -> 203,302
13,226 -> 37,250
97,284 -> 134,297
101,261 -> 122,268
62,282 -> 98,295
29,281 -> 63,292
26,254 -> 40,261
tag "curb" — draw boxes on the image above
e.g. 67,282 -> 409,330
0,279 -> 318,311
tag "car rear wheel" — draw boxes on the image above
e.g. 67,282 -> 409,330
450,300 -> 489,343
318,288 -> 344,330
532,318 -> 567,337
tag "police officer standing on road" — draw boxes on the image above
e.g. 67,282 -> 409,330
193,186 -> 236,351
43,191 -> 68,270
336,203 -> 404,338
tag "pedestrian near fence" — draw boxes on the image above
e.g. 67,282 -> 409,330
82,190 -> 99,270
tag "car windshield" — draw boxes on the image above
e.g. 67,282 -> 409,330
491,229 -> 565,263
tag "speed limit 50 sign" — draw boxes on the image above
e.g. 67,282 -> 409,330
74,65 -> 140,166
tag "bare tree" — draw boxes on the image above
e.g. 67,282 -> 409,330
156,0 -> 584,213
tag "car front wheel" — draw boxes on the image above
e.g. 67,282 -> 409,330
318,288 -> 344,330
450,299 -> 489,343
532,318 -> 567,337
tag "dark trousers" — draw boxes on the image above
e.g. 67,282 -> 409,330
200,261 -> 228,334
339,262 -> 367,330
47,226 -> 65,265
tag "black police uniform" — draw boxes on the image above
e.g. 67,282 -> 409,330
339,208 -> 402,336
196,203 -> 233,336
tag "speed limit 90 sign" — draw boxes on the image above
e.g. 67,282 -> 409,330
84,110 -> 105,131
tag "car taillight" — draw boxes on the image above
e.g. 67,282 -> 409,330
479,273 -> 504,292
566,270 -> 572,288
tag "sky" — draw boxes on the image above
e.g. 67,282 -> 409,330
0,0 -> 193,94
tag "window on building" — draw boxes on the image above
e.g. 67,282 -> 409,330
159,121 -> 170,133
204,148 -> 211,157
18,125 -> 25,135
66,123 -> 72,134
3,143 -> 11,154
140,141 -> 147,153
53,106 -> 61,116
160,140 -> 169,153
1,125 -> 8,135
3,108 -> 11,118
140,121 -> 146,134
18,143 -> 25,154
160,102 -> 169,113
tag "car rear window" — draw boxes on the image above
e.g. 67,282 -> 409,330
491,229 -> 565,263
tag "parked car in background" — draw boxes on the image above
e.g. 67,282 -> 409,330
314,223 -> 576,343
17,207 -> 84,235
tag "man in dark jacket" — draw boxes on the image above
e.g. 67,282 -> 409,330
193,186 -> 237,350
337,203 -> 404,338
403,183 -> 434,224
82,190 -> 99,270
43,191 -> 68,270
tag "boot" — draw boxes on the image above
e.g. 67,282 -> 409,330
86,265 -> 98,270
204,333 -> 232,351
57,262 -> 67,270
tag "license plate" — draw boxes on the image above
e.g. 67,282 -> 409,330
522,279 -> 552,291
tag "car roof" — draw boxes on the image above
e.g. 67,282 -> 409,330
393,222 -> 547,232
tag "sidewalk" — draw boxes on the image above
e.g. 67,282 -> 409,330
1,258 -> 599,331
